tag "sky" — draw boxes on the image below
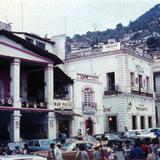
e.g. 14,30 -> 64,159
0,0 -> 159,38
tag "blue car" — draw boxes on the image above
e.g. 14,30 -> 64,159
27,139 -> 57,152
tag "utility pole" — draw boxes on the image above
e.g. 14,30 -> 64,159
21,1 -> 24,31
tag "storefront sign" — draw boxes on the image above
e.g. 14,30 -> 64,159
77,73 -> 98,82
54,99 -> 72,109
103,107 -> 111,112
102,42 -> 121,52
136,107 -> 148,111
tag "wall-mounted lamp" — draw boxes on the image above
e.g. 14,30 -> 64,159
127,102 -> 132,111
108,117 -> 112,122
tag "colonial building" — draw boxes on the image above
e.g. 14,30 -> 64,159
0,30 -> 76,142
65,42 -> 156,134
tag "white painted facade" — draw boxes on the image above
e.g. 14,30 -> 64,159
65,45 -> 156,133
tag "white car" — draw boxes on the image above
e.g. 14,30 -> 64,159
125,129 -> 156,138
0,154 -> 47,160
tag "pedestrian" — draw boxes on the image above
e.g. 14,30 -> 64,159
12,146 -> 21,155
48,143 -> 57,160
55,143 -> 63,160
130,139 -> 144,160
150,138 -> 159,157
93,143 -> 101,160
147,146 -> 156,160
123,141 -> 132,160
22,143 -> 29,154
75,144 -> 89,160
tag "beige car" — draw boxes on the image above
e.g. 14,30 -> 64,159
35,140 -> 94,160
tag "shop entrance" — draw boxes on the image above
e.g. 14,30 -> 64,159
58,119 -> 70,138
20,112 -> 47,140
108,116 -> 117,133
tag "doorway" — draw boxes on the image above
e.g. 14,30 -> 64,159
108,116 -> 117,133
58,119 -> 70,138
85,117 -> 93,135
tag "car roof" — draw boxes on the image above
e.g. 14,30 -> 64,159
0,154 -> 46,160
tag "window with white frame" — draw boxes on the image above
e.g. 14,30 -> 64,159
83,88 -> 94,111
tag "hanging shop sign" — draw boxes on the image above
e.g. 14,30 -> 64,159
54,99 -> 72,109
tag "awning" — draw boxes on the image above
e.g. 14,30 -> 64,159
54,110 -> 81,116
54,67 -> 74,84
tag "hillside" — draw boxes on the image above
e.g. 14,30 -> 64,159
66,4 -> 160,52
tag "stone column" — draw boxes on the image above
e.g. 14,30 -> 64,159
47,112 -> 56,139
44,64 -> 54,109
44,64 -> 56,139
10,58 -> 21,141
10,58 -> 21,108
10,111 -> 21,142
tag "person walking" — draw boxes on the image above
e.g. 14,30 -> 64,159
75,144 -> 89,160
123,141 -> 132,160
48,143 -> 57,160
55,143 -> 63,160
22,144 -> 29,154
130,139 -> 144,160
93,144 -> 101,160
147,146 -> 156,160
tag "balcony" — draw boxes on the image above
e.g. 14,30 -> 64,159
21,97 -> 46,109
104,89 -> 122,95
131,89 -> 153,98
82,102 -> 97,114
0,95 -> 13,107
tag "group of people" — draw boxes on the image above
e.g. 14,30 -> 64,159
75,143 -> 118,160
0,143 -> 29,155
122,137 -> 160,160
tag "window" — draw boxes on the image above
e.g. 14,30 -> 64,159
140,116 -> 145,129
148,117 -> 152,128
107,72 -> 115,91
146,77 -> 150,91
132,116 -> 137,130
139,75 -> 143,92
83,88 -> 94,111
36,41 -> 45,50
25,37 -> 34,44
130,72 -> 135,87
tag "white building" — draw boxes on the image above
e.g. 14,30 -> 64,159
65,42 -> 156,134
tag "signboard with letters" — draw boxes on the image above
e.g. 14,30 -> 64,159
54,99 -> 72,109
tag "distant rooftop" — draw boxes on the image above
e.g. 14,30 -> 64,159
12,31 -> 55,44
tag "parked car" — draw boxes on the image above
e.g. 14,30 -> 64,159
35,140 -> 94,160
7,141 -> 26,153
125,129 -> 156,138
27,139 -> 57,152
0,154 -> 46,160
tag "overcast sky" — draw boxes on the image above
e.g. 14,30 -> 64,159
0,0 -> 159,37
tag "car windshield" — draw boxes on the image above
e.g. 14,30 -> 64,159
40,140 -> 54,146
85,136 -> 97,142
61,143 -> 72,150
105,134 -> 119,140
